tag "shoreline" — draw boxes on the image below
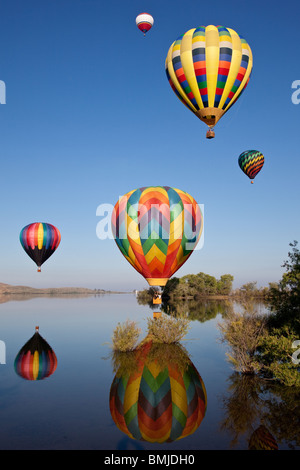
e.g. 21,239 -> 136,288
0,282 -> 131,296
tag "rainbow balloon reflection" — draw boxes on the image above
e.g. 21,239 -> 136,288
14,327 -> 57,380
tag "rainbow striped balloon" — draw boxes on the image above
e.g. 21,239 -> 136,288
111,186 -> 203,287
238,150 -> 264,183
14,327 -> 57,381
165,25 -> 253,137
20,222 -> 61,271
110,340 -> 207,443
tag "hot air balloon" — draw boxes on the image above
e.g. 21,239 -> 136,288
136,13 -> 154,36
111,186 -> 203,306
110,339 -> 207,443
165,25 -> 253,138
238,150 -> 264,183
20,222 -> 61,272
14,326 -> 57,381
249,425 -> 278,450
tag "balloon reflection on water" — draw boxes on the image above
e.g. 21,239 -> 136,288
248,425 -> 278,450
14,326 -> 57,381
110,338 -> 207,443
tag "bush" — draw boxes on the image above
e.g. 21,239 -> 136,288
218,308 -> 267,374
258,326 -> 300,387
111,319 -> 141,352
267,241 -> 300,335
146,313 -> 191,344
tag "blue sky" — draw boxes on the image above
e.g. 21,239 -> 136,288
0,0 -> 299,291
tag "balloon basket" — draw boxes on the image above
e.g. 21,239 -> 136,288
153,311 -> 162,319
37,267 -> 41,272
206,129 -> 215,139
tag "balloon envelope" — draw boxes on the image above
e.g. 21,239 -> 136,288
136,13 -> 154,35
249,425 -> 278,450
165,25 -> 253,137
111,186 -> 203,287
14,327 -> 57,381
238,150 -> 264,181
20,222 -> 61,271
110,340 -> 207,443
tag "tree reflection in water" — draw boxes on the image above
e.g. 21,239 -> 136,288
135,296 -> 300,449
220,373 -> 300,450
137,295 -> 233,323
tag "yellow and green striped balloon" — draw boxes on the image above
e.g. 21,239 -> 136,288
165,25 -> 253,138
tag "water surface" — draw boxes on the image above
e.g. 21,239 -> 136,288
0,294 -> 298,450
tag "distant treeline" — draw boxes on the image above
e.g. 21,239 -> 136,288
137,272 -> 271,302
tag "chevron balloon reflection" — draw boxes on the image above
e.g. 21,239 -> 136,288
110,340 -> 207,443
14,327 -> 57,381
111,186 -> 203,288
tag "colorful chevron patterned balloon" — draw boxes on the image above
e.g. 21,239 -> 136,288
20,222 -> 61,272
238,150 -> 264,183
111,186 -> 203,287
109,340 -> 207,443
165,25 -> 253,138
14,327 -> 57,381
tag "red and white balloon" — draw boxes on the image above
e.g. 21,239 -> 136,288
135,13 -> 154,36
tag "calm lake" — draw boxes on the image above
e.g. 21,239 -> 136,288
0,294 -> 298,451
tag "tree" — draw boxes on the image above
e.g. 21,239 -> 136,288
163,272 -> 234,298
217,274 -> 234,295
218,304 -> 267,375
259,241 -> 300,385
218,242 -> 300,386
240,281 -> 258,296
268,240 -> 300,334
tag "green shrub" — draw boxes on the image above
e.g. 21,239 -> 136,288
218,308 -> 267,375
111,319 -> 141,352
146,313 -> 191,344
258,326 -> 300,387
